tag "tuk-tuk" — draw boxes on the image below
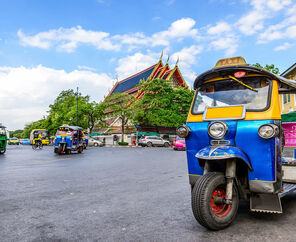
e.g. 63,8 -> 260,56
0,125 -> 7,154
54,125 -> 84,154
177,56 -> 296,230
30,129 -> 50,145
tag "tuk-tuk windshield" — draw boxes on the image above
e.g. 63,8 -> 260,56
0,128 -> 6,135
192,77 -> 271,114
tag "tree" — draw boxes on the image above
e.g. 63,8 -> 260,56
133,78 -> 194,128
9,129 -> 24,138
253,63 -> 280,74
20,89 -> 106,137
102,93 -> 135,142
81,102 -> 106,134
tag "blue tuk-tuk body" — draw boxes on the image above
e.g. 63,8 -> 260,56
54,125 -> 84,155
177,57 -> 296,230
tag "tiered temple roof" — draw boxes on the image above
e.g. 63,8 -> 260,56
107,57 -> 186,97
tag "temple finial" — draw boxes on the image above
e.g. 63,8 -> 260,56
160,50 -> 163,61
175,56 -> 179,66
166,54 -> 170,64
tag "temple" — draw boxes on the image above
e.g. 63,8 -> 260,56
107,56 -> 186,98
97,55 -> 188,139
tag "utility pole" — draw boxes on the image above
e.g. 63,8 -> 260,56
76,87 -> 78,126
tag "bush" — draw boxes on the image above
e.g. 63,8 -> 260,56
118,142 -> 129,146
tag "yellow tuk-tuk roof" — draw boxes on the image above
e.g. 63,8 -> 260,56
194,57 -> 296,94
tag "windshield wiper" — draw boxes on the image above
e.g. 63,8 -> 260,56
228,75 -> 258,92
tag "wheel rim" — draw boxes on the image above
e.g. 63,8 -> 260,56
210,187 -> 231,217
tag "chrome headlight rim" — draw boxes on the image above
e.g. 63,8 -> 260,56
176,125 -> 191,138
208,121 -> 228,140
258,124 -> 279,139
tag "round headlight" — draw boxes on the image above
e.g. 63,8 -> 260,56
258,124 -> 279,139
208,121 -> 228,139
176,125 -> 191,138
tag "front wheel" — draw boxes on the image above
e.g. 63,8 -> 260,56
164,142 -> 170,147
147,142 -> 152,147
191,172 -> 239,230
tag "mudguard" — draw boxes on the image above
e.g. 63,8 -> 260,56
196,145 -> 252,170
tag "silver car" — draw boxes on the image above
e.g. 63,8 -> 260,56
88,138 -> 103,147
138,136 -> 170,147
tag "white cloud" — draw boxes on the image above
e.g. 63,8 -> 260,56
78,65 -> 97,71
209,33 -> 239,56
18,26 -> 120,52
0,65 -> 113,130
115,52 -> 158,80
237,0 -> 292,35
207,22 -> 231,35
274,42 -> 294,51
171,45 -> 203,83
18,18 -> 200,52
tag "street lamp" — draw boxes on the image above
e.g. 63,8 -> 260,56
76,87 -> 78,126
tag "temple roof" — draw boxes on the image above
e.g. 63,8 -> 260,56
109,64 -> 156,95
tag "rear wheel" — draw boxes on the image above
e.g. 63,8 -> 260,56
78,146 -> 83,153
0,149 -> 5,154
164,142 -> 170,147
191,172 -> 239,230
147,142 -> 152,147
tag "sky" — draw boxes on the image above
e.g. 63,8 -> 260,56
1,0 -> 296,130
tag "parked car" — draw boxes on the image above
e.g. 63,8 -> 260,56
88,138 -> 103,147
20,139 -> 30,145
138,136 -> 170,147
173,136 -> 186,150
8,138 -> 20,145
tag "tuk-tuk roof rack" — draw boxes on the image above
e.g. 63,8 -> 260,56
193,65 -> 296,94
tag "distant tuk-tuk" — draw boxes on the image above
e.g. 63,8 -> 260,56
0,125 -> 7,154
177,56 -> 296,230
54,125 -> 84,155
30,129 -> 50,145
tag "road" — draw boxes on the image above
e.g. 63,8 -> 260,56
0,145 -> 296,242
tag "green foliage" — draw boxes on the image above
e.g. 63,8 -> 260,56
21,89 -> 106,137
253,63 -> 280,74
133,78 -> 194,128
118,142 -> 129,146
9,129 -> 24,138
102,93 -> 135,142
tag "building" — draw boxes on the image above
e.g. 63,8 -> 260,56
280,62 -> 296,114
107,57 -> 186,98
101,55 -> 187,136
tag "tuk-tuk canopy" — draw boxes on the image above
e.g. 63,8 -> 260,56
0,125 -> 6,128
194,57 -> 296,94
58,125 -> 83,131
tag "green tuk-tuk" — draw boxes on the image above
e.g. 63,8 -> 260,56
0,125 -> 7,154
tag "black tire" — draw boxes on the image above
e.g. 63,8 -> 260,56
78,146 -> 83,153
191,172 -> 239,230
66,149 -> 71,154
164,142 -> 170,147
54,148 -> 58,153
39,144 -> 43,149
32,144 -> 37,150
0,149 -> 5,154
147,142 -> 152,147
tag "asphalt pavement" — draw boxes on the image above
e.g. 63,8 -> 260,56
1,145 -> 296,242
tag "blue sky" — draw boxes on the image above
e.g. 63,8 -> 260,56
1,0 -> 296,130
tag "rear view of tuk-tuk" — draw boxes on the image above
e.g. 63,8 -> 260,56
0,125 -> 7,154
178,57 -> 296,230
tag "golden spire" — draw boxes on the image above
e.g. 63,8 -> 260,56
166,54 -> 170,64
160,50 -> 163,61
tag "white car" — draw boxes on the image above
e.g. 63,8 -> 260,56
138,136 -> 170,147
88,138 -> 103,147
